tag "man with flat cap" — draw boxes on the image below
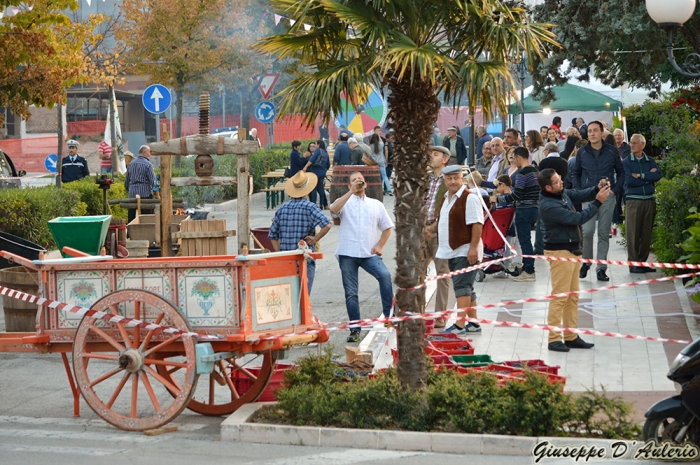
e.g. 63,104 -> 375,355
426,164 -> 484,335
61,139 -> 90,183
443,126 -> 467,166
423,146 -> 452,328
269,171 -> 332,294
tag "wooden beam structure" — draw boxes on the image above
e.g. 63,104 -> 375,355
152,128 -> 255,255
149,135 -> 258,156
170,176 -> 238,187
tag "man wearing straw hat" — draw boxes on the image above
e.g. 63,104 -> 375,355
268,171 -> 331,294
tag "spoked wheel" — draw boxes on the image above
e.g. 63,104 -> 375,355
157,349 -> 276,416
72,290 -> 198,431
644,416 -> 700,445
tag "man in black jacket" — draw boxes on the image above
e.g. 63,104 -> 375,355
442,126 -> 467,165
61,139 -> 90,183
570,121 -> 624,282
538,168 -> 611,352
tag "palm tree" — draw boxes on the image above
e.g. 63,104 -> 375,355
255,0 -> 557,390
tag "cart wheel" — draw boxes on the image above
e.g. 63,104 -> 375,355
72,290 -> 198,431
157,350 -> 276,416
475,270 -> 486,282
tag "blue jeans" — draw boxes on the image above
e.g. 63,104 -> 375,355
338,255 -> 393,325
514,207 -> 538,274
378,165 -> 392,193
306,260 -> 316,294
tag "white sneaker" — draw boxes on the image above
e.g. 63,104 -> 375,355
493,271 -> 509,279
513,271 -> 535,282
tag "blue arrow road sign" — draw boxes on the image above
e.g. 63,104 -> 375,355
142,84 -> 171,114
45,153 -> 57,173
255,101 -> 276,124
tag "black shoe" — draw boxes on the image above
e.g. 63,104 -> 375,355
630,266 -> 646,274
565,336 -> 595,349
548,341 -> 570,352
346,330 -> 361,343
643,266 -> 657,273
579,264 -> 590,279
596,269 -> 609,281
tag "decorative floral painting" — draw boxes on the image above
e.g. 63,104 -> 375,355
56,270 -> 110,328
178,268 -> 236,326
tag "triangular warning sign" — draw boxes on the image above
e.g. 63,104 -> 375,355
258,74 -> 280,100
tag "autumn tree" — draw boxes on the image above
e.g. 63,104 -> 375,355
119,0 -> 262,166
0,0 -> 93,126
531,0 -> 700,105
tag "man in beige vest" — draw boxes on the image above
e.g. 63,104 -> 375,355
426,164 -> 485,334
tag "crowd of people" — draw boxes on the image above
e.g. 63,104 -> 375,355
274,119 -> 661,348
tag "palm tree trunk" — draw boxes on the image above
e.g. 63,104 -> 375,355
388,75 -> 441,391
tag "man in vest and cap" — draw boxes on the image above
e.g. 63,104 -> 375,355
268,171 -> 332,294
426,164 -> 485,334
61,139 -> 90,183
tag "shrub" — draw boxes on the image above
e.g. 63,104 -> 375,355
257,352 -> 641,439
63,176 -> 128,219
652,175 -> 700,272
0,186 -> 83,248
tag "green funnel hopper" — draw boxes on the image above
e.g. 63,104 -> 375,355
48,215 -> 112,258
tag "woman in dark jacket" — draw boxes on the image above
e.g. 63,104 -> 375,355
304,139 -> 331,209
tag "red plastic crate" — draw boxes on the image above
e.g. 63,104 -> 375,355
428,339 -> 475,352
425,332 -> 461,340
502,359 -> 560,375
230,363 -> 297,402
472,364 -> 526,378
441,348 -> 475,356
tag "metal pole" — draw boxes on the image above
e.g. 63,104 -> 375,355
156,113 -> 160,142
222,89 -> 226,127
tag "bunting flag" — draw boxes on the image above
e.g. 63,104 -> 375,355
304,24 -> 311,31
84,0 -> 91,6
104,88 -> 126,175
274,13 -> 281,25
290,19 -> 296,26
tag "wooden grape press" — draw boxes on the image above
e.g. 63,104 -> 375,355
0,93 -> 329,431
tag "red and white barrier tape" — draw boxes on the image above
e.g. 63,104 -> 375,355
0,286 -> 218,340
1,271 -> 698,347
302,271 -> 700,344
521,254 -> 700,270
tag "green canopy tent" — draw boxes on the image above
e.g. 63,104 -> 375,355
508,83 -> 622,113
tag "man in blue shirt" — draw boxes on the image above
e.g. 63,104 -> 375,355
333,133 -> 352,166
268,171 -> 332,293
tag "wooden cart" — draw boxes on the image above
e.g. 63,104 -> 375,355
0,248 -> 328,431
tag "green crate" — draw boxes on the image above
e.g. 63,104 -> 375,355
451,354 -> 496,368
48,215 -> 112,258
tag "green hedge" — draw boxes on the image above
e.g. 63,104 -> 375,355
652,175 -> 700,272
63,176 -> 129,220
256,351 -> 640,439
0,186 -> 84,249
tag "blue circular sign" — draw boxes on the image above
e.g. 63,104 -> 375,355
255,101 -> 276,124
45,153 -> 57,173
142,84 -> 172,114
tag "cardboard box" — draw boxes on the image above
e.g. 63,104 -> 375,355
345,346 -> 373,365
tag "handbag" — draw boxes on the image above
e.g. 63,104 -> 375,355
284,166 -> 292,178
362,154 -> 377,166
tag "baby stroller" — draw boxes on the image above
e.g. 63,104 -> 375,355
475,207 -> 522,282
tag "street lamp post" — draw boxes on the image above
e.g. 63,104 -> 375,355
516,54 -> 526,134
646,0 -> 700,77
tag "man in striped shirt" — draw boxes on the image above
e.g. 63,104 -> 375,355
492,146 -> 540,282
125,145 -> 156,223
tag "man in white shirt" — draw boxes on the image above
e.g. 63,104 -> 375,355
425,164 -> 485,334
486,137 -> 505,186
330,172 -> 394,343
